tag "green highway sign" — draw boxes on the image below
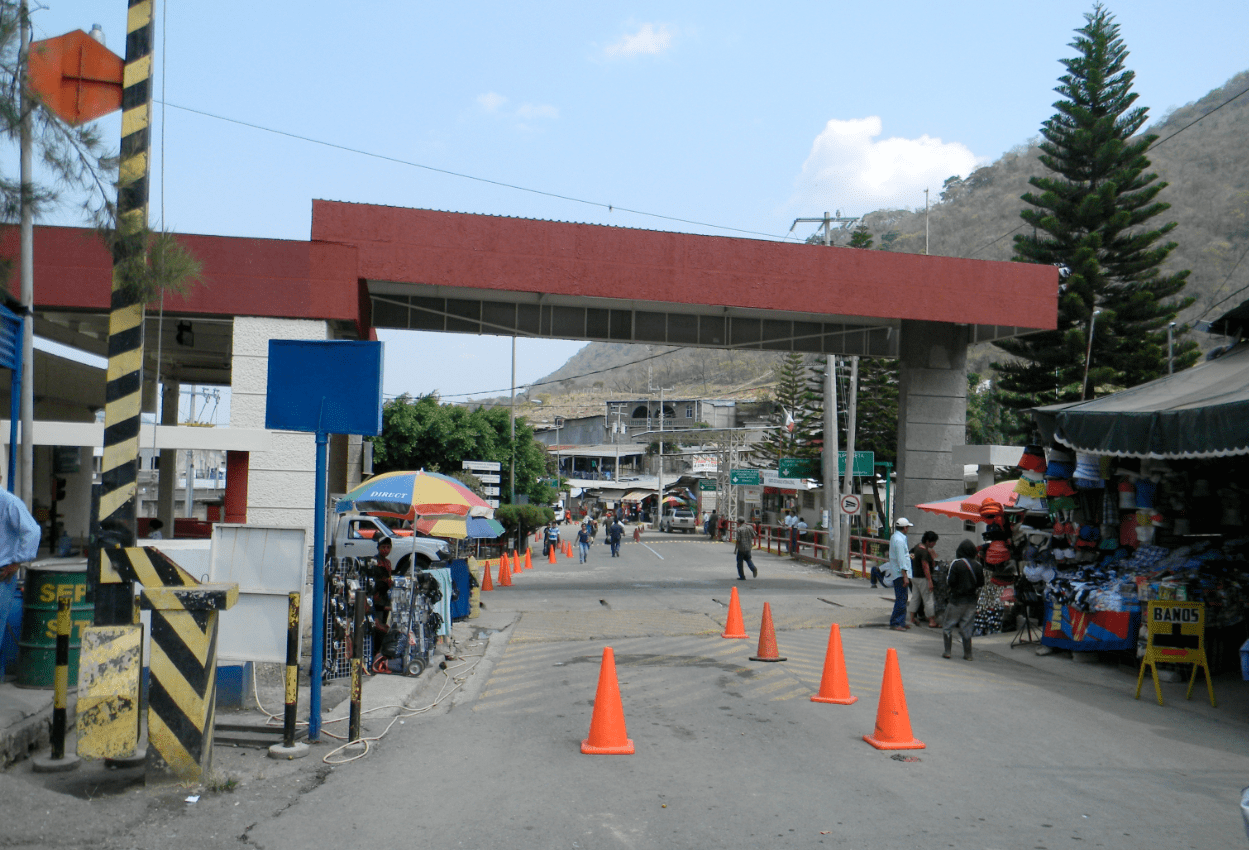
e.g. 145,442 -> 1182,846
730,469 -> 761,486
778,452 -> 876,478
840,451 -> 875,477
699,478 -> 717,491
778,458 -> 819,478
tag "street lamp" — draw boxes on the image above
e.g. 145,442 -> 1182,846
1081,308 -> 1102,401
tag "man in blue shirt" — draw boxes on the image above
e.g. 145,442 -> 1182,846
885,517 -> 913,631
1,488 -> 41,654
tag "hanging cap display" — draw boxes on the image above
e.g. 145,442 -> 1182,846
1017,445 -> 1047,474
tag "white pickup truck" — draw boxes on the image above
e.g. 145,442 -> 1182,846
331,513 -> 451,572
659,507 -> 698,534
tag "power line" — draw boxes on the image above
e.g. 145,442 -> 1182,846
157,100 -> 788,242
968,84 -> 1249,259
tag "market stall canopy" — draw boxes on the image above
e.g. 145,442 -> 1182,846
1032,341 -> 1249,459
917,480 -> 1019,522
621,489 -> 654,503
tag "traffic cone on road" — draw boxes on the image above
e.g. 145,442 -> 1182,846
480,559 -> 494,592
498,556 -> 512,587
811,623 -> 857,704
580,647 -> 634,755
505,552 -> 516,579
564,541 -> 573,558
750,602 -> 787,662
524,549 -> 533,570
548,544 -> 557,565
721,586 -> 748,639
862,648 -> 924,750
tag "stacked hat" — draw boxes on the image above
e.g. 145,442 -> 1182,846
1073,452 -> 1105,489
1017,444 -> 1047,475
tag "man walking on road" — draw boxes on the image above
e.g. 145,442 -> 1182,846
607,516 -> 624,557
886,518 -> 913,631
734,522 -> 758,580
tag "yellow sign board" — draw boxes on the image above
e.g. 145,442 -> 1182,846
1135,601 -> 1215,707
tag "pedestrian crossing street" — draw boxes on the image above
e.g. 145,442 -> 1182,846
471,626 -> 1007,716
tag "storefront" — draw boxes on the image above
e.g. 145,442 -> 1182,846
991,321 -> 1249,671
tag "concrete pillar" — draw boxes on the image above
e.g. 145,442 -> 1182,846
895,320 -> 968,559
157,380 -> 179,532
229,317 -> 328,543
224,451 -> 249,524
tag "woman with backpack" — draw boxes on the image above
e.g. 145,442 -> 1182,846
943,539 -> 985,660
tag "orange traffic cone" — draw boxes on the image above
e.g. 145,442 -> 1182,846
811,623 -> 857,704
580,647 -> 634,755
750,602 -> 786,662
721,586 -> 748,639
524,549 -> 533,570
863,648 -> 924,750
498,556 -> 512,587
506,552 -> 517,579
564,541 -> 572,558
480,559 -> 494,592
548,543 -> 557,564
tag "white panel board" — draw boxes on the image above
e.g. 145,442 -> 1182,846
208,525 -> 308,663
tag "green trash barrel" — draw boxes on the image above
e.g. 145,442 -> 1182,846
16,565 -> 93,689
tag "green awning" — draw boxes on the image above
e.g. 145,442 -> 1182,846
1032,341 -> 1249,459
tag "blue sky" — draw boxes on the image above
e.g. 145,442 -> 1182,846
21,1 -> 1249,417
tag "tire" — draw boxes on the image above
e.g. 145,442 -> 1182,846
413,555 -> 431,572
405,658 -> 426,677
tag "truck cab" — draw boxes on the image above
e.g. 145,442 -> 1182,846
333,513 -> 451,572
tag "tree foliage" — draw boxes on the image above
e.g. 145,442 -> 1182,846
992,4 -> 1197,407
751,353 -> 820,465
0,3 -> 200,303
369,394 -> 555,505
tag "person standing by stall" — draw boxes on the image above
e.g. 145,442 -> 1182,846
1,488 -> 41,650
886,518 -> 914,631
942,540 -> 984,660
908,531 -> 940,628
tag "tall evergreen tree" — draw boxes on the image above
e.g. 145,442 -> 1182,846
751,353 -> 819,465
993,4 -> 1197,407
808,356 -> 899,466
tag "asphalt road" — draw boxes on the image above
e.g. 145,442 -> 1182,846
4,528 -> 1247,849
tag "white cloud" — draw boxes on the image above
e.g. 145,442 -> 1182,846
477,92 -> 507,112
604,23 -> 674,58
792,117 -> 979,214
516,103 -> 559,120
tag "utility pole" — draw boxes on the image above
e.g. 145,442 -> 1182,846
824,355 -> 839,563
924,189 -> 930,255
17,1 -> 33,507
510,335 -> 516,504
789,211 -> 858,246
185,386 -> 195,517
841,356 -> 859,566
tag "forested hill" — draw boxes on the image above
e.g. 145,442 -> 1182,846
532,69 -> 1249,396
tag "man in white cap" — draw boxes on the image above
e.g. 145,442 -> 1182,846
885,517 -> 914,630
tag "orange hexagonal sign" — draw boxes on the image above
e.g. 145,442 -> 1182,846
28,30 -> 124,126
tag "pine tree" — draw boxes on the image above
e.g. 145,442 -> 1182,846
807,357 -> 899,466
993,3 -> 1197,407
751,353 -> 819,466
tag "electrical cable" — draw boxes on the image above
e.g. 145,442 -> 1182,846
967,83 -> 1249,259
156,99 -> 788,242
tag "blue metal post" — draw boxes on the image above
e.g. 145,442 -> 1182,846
308,430 -> 329,741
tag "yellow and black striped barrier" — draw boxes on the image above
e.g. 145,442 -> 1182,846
139,580 -> 238,782
284,592 -> 299,748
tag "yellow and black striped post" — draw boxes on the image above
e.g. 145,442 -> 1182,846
92,0 -> 155,621
349,589 -> 364,742
284,592 -> 299,748
268,592 -> 309,760
32,593 -> 80,772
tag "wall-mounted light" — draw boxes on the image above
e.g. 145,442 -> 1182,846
175,321 -> 194,347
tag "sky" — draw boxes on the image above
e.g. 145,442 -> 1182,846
18,1 -> 1249,421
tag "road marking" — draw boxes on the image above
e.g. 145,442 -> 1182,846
640,543 -> 664,560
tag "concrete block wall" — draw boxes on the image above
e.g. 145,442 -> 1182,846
895,320 -> 969,559
230,316 -> 328,537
